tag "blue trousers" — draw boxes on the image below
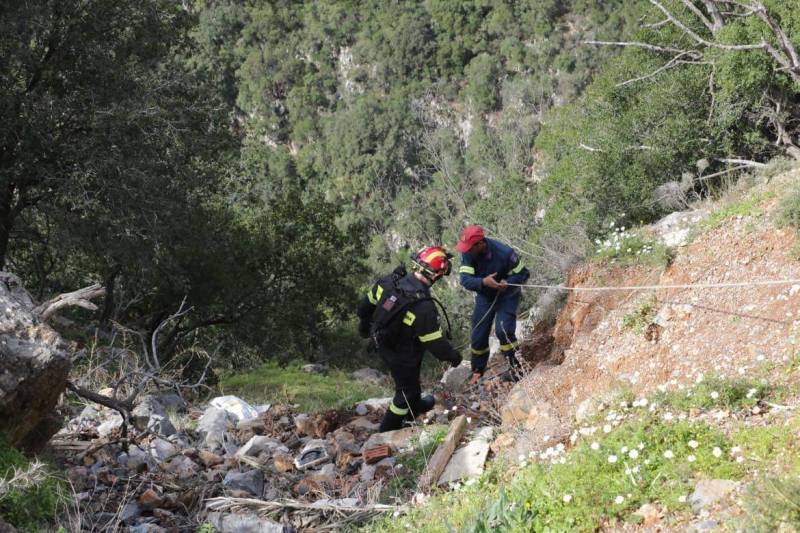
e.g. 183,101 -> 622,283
470,288 -> 521,372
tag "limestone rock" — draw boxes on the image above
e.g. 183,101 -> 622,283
351,368 -> 387,385
206,511 -> 283,533
223,470 -> 264,497
302,364 -> 327,374
441,362 -> 472,392
132,396 -> 176,437
690,479 -> 739,513
235,436 -> 287,458
438,427 -> 493,485
209,396 -> 259,422
197,406 -> 234,451
0,272 -> 70,451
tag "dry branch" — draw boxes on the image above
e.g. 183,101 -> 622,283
35,283 -> 106,321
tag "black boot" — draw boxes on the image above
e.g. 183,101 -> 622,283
379,410 -> 406,432
402,394 -> 436,425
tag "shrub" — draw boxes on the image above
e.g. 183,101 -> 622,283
0,440 -> 64,530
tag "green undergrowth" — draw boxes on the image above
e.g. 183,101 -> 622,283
652,376 -> 774,412
380,427 -> 448,504
218,361 -> 391,413
366,416 -> 743,532
364,374 -> 800,533
0,439 -> 65,530
621,295 -> 658,335
702,190 -> 776,232
594,232 -> 674,268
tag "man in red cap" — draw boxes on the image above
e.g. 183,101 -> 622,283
456,225 -> 529,382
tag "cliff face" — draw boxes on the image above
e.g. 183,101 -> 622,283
0,272 -> 70,452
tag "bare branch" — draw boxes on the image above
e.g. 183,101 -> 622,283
35,283 -> 106,321
617,51 -> 711,87
649,0 -> 765,50
701,0 -> 726,31
681,0 -> 715,32
584,40 -> 698,56
716,158 -> 767,167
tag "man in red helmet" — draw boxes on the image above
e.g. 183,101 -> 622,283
456,225 -> 529,383
356,246 -> 463,432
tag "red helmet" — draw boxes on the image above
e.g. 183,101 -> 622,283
411,246 -> 453,281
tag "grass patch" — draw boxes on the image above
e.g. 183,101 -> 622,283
0,440 -> 65,530
594,232 -> 674,268
380,427 -> 448,503
218,360 -> 391,413
365,416 -> 742,532
742,476 -> 800,532
652,376 -> 771,412
621,295 -> 658,335
702,191 -> 775,232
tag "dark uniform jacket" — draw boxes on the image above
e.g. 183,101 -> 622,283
458,238 -> 530,298
356,271 -> 460,368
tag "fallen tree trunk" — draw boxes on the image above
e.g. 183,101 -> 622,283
35,283 -> 106,321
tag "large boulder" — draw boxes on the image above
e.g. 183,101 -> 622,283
0,272 -> 70,451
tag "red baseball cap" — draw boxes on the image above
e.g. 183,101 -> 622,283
456,225 -> 485,253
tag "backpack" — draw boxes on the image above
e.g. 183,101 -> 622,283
370,266 -> 451,348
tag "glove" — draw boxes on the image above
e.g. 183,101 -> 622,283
358,319 -> 371,339
450,354 -> 463,368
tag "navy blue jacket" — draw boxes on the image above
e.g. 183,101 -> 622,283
459,238 -> 530,299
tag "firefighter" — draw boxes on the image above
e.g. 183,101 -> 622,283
356,246 -> 463,433
456,225 -> 530,383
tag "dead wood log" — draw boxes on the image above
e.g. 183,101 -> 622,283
419,414 -> 468,491
35,283 -> 106,321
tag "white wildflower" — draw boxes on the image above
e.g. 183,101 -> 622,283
563,494 -> 572,503
688,440 -> 699,449
591,442 -> 600,450
629,449 -> 639,459
614,495 -> 625,505
608,455 -> 618,464
712,447 -> 722,458
663,450 -> 674,459
687,454 -> 696,463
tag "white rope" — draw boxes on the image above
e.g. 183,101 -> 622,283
505,278 -> 800,292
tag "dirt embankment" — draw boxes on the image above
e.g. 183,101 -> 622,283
518,185 -> 800,426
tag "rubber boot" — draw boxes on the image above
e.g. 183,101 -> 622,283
379,410 -> 405,433
402,394 -> 435,425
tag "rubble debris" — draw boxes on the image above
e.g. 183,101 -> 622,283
294,440 -> 330,471
223,469 -> 264,497
363,445 -> 391,465
438,426 -> 493,485
209,395 -> 260,422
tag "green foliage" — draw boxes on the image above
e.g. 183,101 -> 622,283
381,427 -> 448,503
743,477 -> 800,533
621,295 -> 657,335
196,523 -> 218,533
218,361 -> 390,413
367,417 -> 741,532
703,193 -> 772,231
0,440 -> 64,530
777,184 -> 800,230
653,376 -> 770,412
